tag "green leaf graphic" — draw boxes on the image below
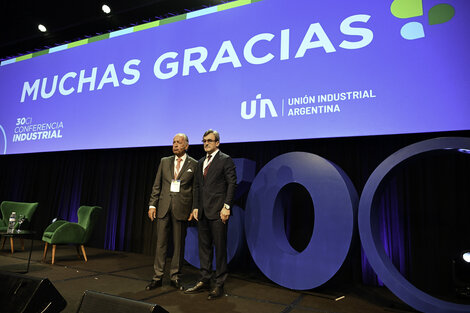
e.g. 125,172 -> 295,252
391,0 -> 423,19
429,4 -> 455,25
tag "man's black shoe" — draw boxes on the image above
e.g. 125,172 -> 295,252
145,280 -> 162,291
207,286 -> 225,300
184,281 -> 210,294
170,279 -> 184,291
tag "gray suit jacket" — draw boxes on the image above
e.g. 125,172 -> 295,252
149,154 -> 198,221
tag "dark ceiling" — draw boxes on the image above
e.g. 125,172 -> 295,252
0,0 -> 231,61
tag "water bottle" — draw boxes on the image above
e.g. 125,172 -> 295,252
7,211 -> 16,233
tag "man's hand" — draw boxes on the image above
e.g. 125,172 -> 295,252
220,207 -> 230,224
189,209 -> 199,221
148,208 -> 156,221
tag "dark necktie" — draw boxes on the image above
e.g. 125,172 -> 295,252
203,154 -> 212,178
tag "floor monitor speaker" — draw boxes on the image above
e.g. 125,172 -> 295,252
76,290 -> 168,313
0,271 -> 67,313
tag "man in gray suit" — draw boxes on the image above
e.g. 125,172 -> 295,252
146,133 -> 198,291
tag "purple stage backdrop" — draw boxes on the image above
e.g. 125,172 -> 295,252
0,0 -> 469,155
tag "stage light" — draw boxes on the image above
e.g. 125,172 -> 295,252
457,148 -> 470,154
38,24 -> 47,32
453,251 -> 470,298
463,251 -> 470,263
102,4 -> 111,14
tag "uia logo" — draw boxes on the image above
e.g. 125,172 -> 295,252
0,124 -> 7,155
241,94 -> 278,120
391,0 -> 455,40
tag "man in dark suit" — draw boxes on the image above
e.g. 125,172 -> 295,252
146,133 -> 198,291
185,129 -> 237,299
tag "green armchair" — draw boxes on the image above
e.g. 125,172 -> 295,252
42,205 -> 102,264
0,201 -> 39,253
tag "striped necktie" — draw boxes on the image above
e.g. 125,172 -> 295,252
203,154 -> 212,177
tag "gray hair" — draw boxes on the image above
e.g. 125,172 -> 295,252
174,133 -> 189,144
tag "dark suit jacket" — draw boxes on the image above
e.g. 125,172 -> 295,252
149,154 -> 198,221
193,150 -> 237,220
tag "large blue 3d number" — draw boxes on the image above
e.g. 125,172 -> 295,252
359,137 -> 470,313
245,152 -> 358,290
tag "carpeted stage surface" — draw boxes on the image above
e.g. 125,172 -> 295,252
0,240 -> 416,313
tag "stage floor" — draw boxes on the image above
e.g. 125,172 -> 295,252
0,240 -> 416,313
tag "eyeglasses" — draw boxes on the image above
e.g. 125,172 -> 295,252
202,139 -> 216,143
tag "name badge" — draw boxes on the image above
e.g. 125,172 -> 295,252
171,180 -> 181,192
